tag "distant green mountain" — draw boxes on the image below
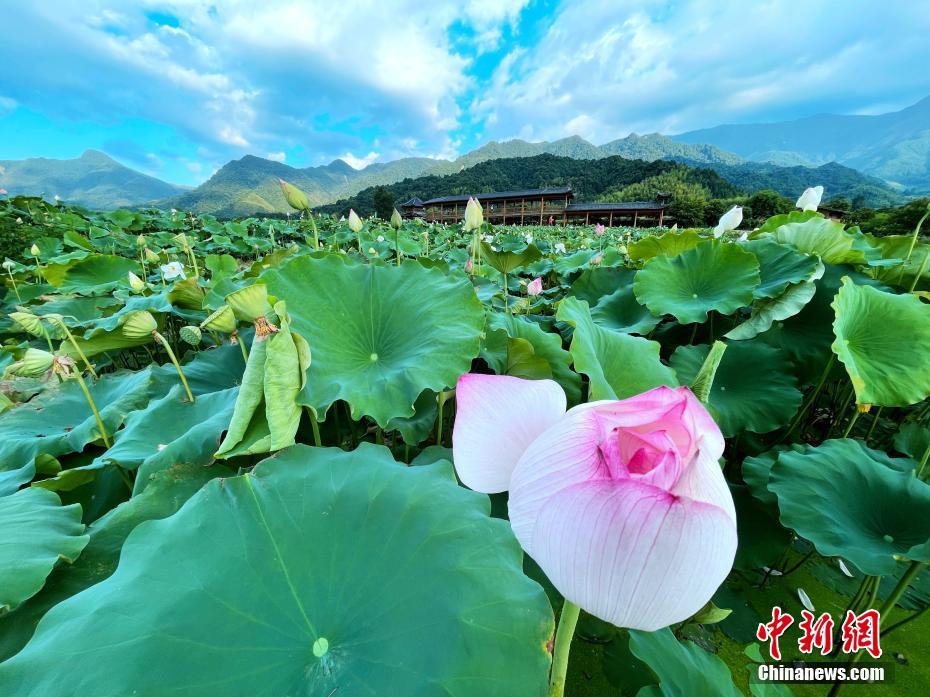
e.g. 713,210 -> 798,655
317,154 -> 740,217
161,154 -> 438,217
674,95 -> 930,192
0,150 -> 185,209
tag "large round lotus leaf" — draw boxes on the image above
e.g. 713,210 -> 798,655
56,255 -> 139,294
767,217 -> 880,265
567,267 -> 632,305
262,255 -> 484,426
556,296 -> 677,400
0,445 -> 554,696
740,237 -> 823,299
832,276 -> 930,406
627,229 -> 703,262
769,438 -> 930,576
482,312 -> 581,404
634,240 -> 760,324
0,462 -> 227,661
670,340 -> 801,436
725,280 -> 818,341
480,241 -> 542,274
0,488 -> 89,613
590,285 -> 662,335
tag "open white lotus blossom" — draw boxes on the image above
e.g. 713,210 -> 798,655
376,235 -> 385,242
452,375 -> 737,630
525,233 -> 534,244
796,186 -> 824,212
713,206 -> 743,238
554,242 -> 567,254
160,261 -> 186,281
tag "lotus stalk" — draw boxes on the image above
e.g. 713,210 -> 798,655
898,201 -> 930,285
30,243 -> 42,283
3,260 -> 21,302
391,208 -> 403,266
53,355 -> 110,448
151,330 -> 194,403
47,315 -> 97,378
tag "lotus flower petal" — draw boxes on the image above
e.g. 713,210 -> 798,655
528,479 -> 737,629
508,385 -> 736,629
452,374 -> 566,493
713,206 -> 742,238
796,186 -> 824,212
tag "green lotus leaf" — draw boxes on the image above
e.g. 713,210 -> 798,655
865,234 -> 930,290
482,312 -> 581,404
0,488 -> 89,614
166,277 -> 205,310
832,276 -> 930,406
0,461 -> 227,661
386,389 -> 438,445
634,240 -> 760,324
895,422 -> 930,461
755,209 -> 820,233
628,627 -> 742,697
149,342 -> 246,397
0,445 -> 553,696
29,295 -> 122,323
759,264 -> 885,386
0,369 -> 155,489
480,241 -> 542,274
730,484 -> 792,572
567,267 -> 631,305
93,385 -> 238,491
504,337 -> 553,379
767,217 -> 880,265
552,249 -> 599,275
670,340 -> 801,436
556,296 -> 677,400
725,280 -> 818,341
201,304 -> 237,333
263,255 -> 484,426
590,284 -> 662,335
740,237 -> 824,299
768,439 -> 928,575
56,255 -> 139,294
627,228 -> 703,262
215,336 -> 268,458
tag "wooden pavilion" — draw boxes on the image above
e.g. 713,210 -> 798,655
405,187 -> 667,227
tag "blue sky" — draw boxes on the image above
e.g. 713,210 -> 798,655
1,1 -> 929,186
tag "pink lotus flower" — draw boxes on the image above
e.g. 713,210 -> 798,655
527,277 -> 543,296
464,258 -> 474,273
591,254 -> 603,266
594,223 -> 606,236
452,376 -> 736,630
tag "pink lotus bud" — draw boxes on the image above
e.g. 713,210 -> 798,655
464,258 -> 474,273
595,223 -> 606,236
451,376 -> 736,630
591,254 -> 603,265
527,277 -> 543,296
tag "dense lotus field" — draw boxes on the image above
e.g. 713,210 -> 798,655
1,190 -> 930,696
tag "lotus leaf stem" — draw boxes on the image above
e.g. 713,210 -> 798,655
54,319 -> 97,378
5,265 -> 21,302
908,244 -> 930,293
72,369 -> 111,448
865,406 -> 884,442
897,207 -> 930,284
782,355 -> 836,441
915,438 -> 930,480
548,600 -> 581,697
841,409 -> 861,438
152,330 -> 194,403
308,409 -> 322,447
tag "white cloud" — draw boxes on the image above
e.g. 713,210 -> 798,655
340,151 -> 380,169
266,151 -> 286,162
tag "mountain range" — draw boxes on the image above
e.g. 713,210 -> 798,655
2,96 -> 928,213
0,150 -> 187,209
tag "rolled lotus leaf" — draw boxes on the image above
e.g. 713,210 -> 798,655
179,326 -> 202,346
119,311 -> 157,341
167,278 -> 205,310
171,233 -> 190,250
4,348 -> 54,378
143,248 -> 160,263
200,304 -> 237,334
225,284 -> 269,323
9,312 -> 63,340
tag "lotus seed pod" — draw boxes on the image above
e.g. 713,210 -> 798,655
6,348 -> 55,378
348,209 -> 363,233
180,325 -> 202,346
391,208 -> 403,229
120,310 -> 158,340
278,178 -> 311,211
144,247 -> 160,263
225,284 -> 269,323
201,304 -> 237,334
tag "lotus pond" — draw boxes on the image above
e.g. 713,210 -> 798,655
1,194 -> 930,696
